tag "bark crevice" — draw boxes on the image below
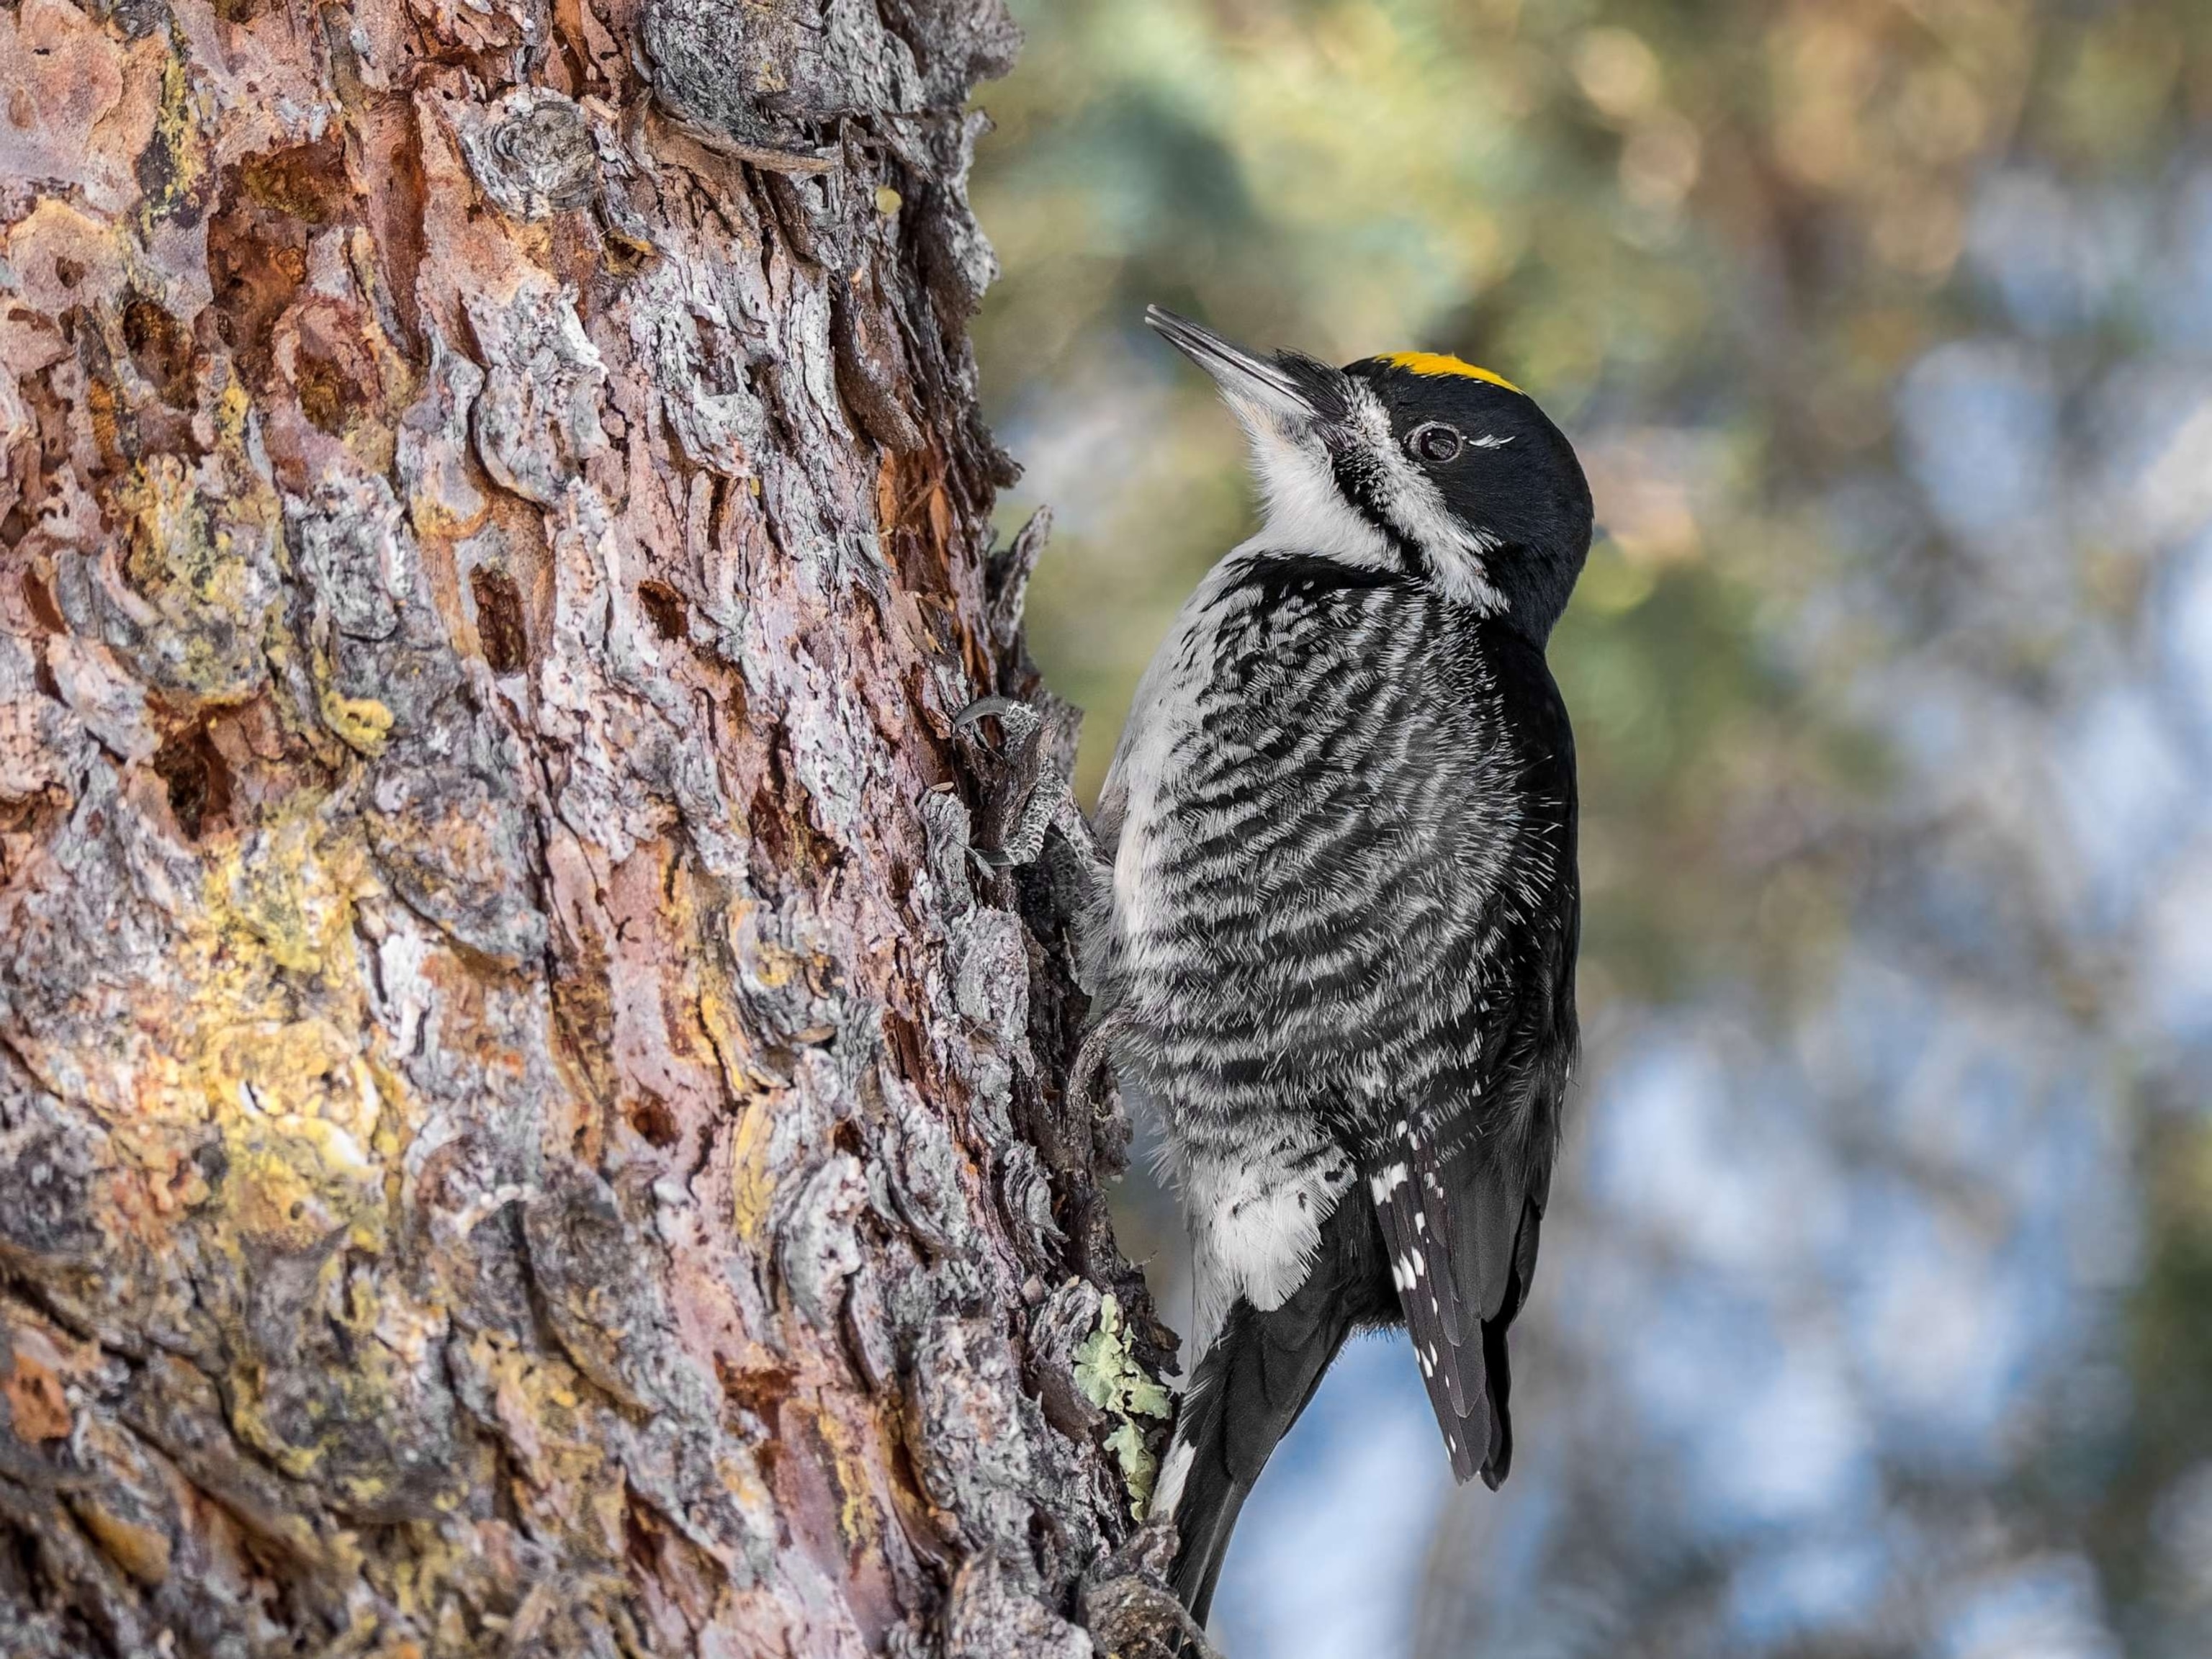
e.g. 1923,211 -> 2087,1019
0,0 -> 1171,1651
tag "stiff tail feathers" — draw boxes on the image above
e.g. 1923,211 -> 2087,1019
1162,1293 -> 1360,1627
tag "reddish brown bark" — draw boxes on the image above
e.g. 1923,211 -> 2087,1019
0,0 -> 1176,1652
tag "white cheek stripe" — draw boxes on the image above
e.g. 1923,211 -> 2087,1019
1348,386 -> 1507,614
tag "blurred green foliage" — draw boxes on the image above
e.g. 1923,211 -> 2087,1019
976,0 -> 2193,997
975,0 -> 2212,1005
971,0 -> 2212,1650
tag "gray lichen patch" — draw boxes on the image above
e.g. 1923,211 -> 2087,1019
642,0 -> 916,147
464,282 -> 608,509
941,1547 -> 1095,1659
459,92 -> 603,222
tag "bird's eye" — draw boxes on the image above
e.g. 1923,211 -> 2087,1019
1409,423 -> 1463,464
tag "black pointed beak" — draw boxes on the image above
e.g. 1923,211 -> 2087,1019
1145,305 -> 1335,426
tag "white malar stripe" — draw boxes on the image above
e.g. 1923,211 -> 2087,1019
1242,423 -> 1396,571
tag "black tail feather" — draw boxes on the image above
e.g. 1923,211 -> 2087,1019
1166,1295 -> 1354,1625
1166,1202 -> 1398,1626
1166,1444 -> 1251,1629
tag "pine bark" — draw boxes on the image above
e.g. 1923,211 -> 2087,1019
0,0 -> 1177,1653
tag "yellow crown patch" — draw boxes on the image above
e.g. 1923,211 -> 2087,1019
1379,351 -> 1523,394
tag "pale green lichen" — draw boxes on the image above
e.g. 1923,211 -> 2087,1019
1073,1292 -> 1172,1518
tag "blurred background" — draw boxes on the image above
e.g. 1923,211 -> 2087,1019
968,1 -> 2212,1654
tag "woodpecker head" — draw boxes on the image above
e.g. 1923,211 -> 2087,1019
1147,306 -> 1593,643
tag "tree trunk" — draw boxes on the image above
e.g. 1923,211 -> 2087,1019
0,1 -> 1178,1653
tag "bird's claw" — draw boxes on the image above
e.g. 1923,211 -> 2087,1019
952,691 -> 1079,872
953,693 -> 1022,732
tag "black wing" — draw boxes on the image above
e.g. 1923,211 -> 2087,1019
1372,1004 -> 1566,1486
1370,624 -> 1578,1488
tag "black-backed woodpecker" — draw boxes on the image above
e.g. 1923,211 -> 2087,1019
1088,307 -> 1592,1625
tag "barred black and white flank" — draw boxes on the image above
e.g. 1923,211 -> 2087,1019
1089,309 -> 1593,1625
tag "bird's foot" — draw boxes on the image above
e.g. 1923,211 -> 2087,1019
952,692 -> 1086,871
1081,1516 -> 1222,1659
